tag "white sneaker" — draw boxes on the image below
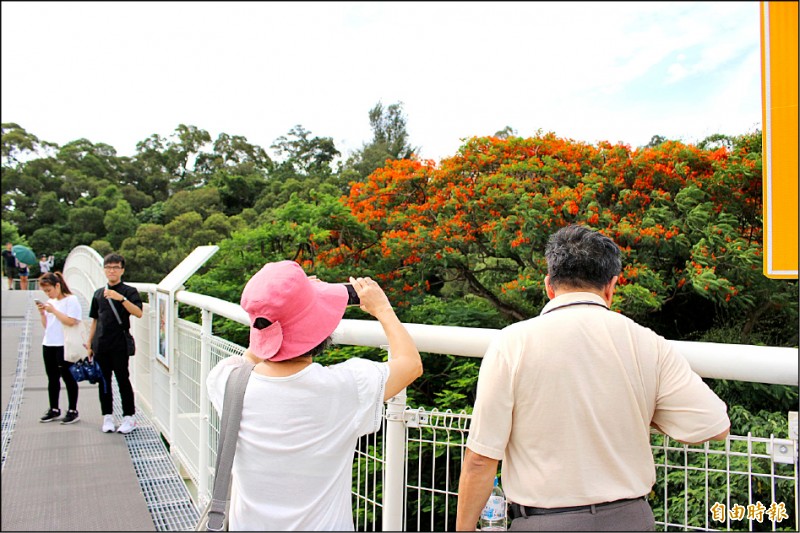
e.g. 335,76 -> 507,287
117,415 -> 136,434
102,415 -> 115,433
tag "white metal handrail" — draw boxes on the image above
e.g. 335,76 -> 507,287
62,246 -> 800,531
175,289 -> 800,386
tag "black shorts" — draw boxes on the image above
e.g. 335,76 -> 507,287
4,265 -> 17,279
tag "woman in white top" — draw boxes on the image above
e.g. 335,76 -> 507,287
207,260 -> 423,530
39,253 -> 54,274
37,272 -> 83,424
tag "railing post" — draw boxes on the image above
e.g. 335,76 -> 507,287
197,309 -> 213,502
130,301 -> 143,388
383,346 -> 406,532
168,301 -> 178,452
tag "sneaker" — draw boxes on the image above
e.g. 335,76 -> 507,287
117,415 -> 136,434
102,414 -> 115,433
39,408 -> 61,422
61,410 -> 80,424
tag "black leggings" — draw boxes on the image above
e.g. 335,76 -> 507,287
42,345 -> 78,411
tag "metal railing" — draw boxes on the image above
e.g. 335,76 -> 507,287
3,277 -> 40,291
62,246 -> 799,531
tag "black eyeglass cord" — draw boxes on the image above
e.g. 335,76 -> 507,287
542,300 -> 609,314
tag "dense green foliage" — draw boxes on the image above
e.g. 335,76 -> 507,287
2,109 -> 797,531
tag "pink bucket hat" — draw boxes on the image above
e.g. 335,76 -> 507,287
240,261 -> 348,362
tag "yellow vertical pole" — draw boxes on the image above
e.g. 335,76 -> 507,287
760,1 -> 799,279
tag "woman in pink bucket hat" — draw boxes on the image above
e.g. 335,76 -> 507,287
206,260 -> 422,530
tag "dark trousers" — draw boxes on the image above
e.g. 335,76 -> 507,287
509,497 -> 655,531
95,351 -> 135,416
43,345 -> 78,411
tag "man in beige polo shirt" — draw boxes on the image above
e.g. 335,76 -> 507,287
456,225 -> 730,531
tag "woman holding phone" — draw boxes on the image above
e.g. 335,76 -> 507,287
37,271 -> 83,424
206,260 -> 423,530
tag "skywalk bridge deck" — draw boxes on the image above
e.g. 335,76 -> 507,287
1,287 -> 198,531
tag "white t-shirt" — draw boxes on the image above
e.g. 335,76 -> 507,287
39,258 -> 53,273
207,355 -> 390,531
42,294 -> 83,347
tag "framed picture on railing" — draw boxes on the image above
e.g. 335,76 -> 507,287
156,290 -> 169,366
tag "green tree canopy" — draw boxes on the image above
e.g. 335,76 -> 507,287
162,187 -> 224,222
343,101 -> 419,181
104,199 -> 139,249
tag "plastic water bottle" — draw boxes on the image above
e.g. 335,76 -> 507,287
479,477 -> 507,531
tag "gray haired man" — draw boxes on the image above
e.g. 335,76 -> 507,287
456,224 -> 730,531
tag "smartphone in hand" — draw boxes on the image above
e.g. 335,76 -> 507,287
343,284 -> 361,306
34,299 -> 44,307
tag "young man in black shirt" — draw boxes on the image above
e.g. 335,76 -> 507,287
2,242 -> 17,290
87,253 -> 143,434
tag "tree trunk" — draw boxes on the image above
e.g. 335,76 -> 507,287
461,267 -> 527,322
741,300 -> 777,342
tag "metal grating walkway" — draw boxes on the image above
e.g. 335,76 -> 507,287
118,393 -> 200,531
1,309 -> 33,472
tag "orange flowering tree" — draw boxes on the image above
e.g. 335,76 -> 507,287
323,131 -> 795,342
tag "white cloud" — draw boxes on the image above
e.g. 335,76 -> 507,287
666,63 -> 691,84
1,1 -> 762,162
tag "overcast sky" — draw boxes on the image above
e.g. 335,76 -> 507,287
1,1 -> 762,164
